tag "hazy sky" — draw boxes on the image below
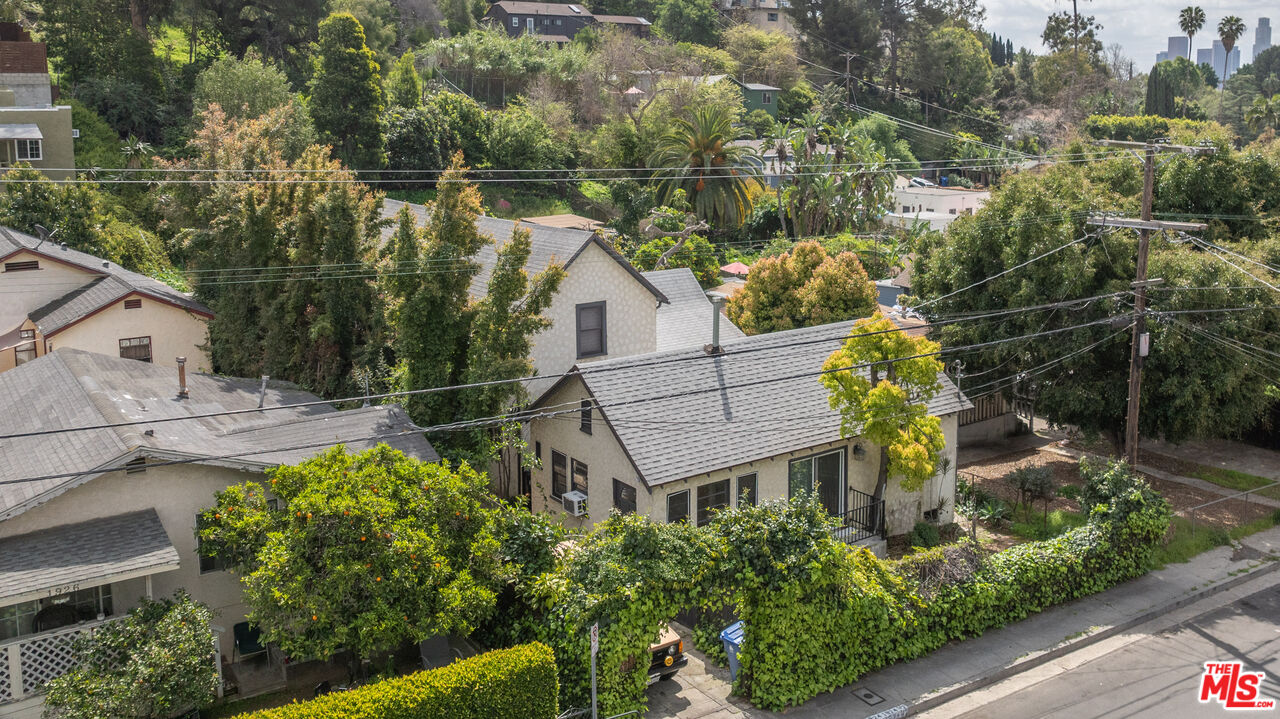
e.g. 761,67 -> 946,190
983,0 -> 1273,69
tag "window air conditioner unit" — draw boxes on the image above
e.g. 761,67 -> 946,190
562,490 -> 588,517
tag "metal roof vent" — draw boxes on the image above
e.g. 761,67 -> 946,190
568,4 -> 582,11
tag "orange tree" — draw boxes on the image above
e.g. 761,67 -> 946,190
197,445 -> 501,663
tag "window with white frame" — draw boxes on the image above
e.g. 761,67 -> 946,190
512,16 -> 520,26
15,139 -> 41,161
15,328 -> 36,365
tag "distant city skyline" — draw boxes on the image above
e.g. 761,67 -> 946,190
983,1 -> 1272,69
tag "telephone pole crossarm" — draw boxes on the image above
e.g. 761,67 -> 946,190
1086,216 -> 1208,232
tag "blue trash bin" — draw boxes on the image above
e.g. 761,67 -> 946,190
719,621 -> 744,683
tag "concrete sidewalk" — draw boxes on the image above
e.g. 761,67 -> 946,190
646,526 -> 1280,719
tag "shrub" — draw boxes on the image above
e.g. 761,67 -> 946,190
1057,484 -> 1082,501
909,521 -> 941,548
44,591 -> 219,719
235,644 -> 559,719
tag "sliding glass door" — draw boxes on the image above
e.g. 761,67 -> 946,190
788,449 -> 845,516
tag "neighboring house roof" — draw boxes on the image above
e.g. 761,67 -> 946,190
594,14 -> 651,24
0,509 -> 180,604
0,123 -> 41,140
381,199 -> 667,303
535,319 -> 970,487
520,213 -> 604,231
0,349 -> 438,520
0,225 -> 212,333
739,81 -> 781,91
490,1 -> 592,16
642,268 -> 746,352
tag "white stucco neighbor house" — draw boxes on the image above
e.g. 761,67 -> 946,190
379,201 -> 748,394
886,177 -> 991,231
0,349 -> 437,717
524,319 -> 970,554
0,225 -> 213,375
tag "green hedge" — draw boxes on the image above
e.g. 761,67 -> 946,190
235,644 -> 558,719
735,489 -> 1169,709
1081,114 -> 1216,143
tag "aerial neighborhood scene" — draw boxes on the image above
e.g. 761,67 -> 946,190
1,0 -> 1279,717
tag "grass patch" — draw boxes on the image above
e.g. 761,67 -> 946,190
153,24 -> 198,67
1152,517 -> 1230,568
1009,509 -> 1088,541
1188,466 -> 1280,501
202,691 -> 289,719
1151,510 -> 1280,568
384,187 -> 572,220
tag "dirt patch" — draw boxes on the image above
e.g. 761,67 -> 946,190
962,445 -> 1273,530
958,449 -> 1084,514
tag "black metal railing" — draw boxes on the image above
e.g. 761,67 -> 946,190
832,488 -> 885,544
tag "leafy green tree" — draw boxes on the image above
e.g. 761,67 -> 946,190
485,102 -> 570,171
1041,11 -> 1104,59
204,0 -> 327,76
386,50 -> 423,109
1246,94 -> 1280,132
384,104 -> 452,176
1178,6 -> 1205,60
1145,57 -> 1206,118
198,446 -> 501,662
913,151 -> 1280,448
427,91 -> 490,167
330,0 -> 398,63
648,105 -> 764,227
68,98 -> 123,169
192,51 -> 293,120
308,12 -> 386,171
821,313 -> 946,494
630,233 -> 721,286
459,227 -> 564,448
654,0 -> 719,45
777,81 -> 818,122
786,0 -> 880,75
393,158 -> 489,427
43,591 -> 219,719
777,118 -> 896,236
908,26 -> 993,109
726,241 -> 877,334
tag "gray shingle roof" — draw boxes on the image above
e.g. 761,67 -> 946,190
0,349 -> 438,519
491,1 -> 592,16
380,199 -> 666,303
642,268 -> 746,351
0,509 -> 180,603
547,320 -> 971,487
0,225 -> 211,334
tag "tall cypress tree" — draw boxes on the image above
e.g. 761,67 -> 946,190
308,13 -> 386,171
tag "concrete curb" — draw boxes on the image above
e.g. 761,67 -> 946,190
906,554 -> 1280,716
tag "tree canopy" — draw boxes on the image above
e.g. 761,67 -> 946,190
726,241 -> 878,334
198,446 -> 502,661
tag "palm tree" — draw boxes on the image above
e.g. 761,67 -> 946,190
648,106 -> 764,228
1245,94 -> 1280,132
1178,6 -> 1205,61
1217,15 -> 1246,89
120,136 -> 153,170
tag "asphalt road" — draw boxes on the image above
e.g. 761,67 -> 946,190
945,580 -> 1280,718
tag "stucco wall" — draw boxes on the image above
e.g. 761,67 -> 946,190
0,105 -> 73,180
0,250 -> 96,335
47,293 -> 211,372
0,73 -> 52,106
529,377 -> 961,536
528,241 -> 658,398
0,463 -> 264,657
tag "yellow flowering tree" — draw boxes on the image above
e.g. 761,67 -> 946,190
821,314 -> 946,494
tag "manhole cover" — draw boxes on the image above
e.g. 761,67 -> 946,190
852,687 -> 884,705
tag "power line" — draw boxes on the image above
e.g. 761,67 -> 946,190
0,313 -> 1134,488
0,298 -> 1126,442
911,232 -> 1095,311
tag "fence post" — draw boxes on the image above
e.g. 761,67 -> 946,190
7,643 -> 22,701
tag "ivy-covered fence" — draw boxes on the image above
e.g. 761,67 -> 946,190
489,461 -> 1169,715
733,463 -> 1171,709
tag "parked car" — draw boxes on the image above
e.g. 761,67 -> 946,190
648,625 -> 687,684
909,176 -> 937,187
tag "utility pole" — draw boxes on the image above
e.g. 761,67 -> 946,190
1087,139 -> 1213,467
842,53 -> 856,105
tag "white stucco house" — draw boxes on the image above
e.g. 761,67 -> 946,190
0,225 -> 212,374
886,178 -> 991,231
524,319 -> 970,553
379,201 -> 746,395
0,349 -> 437,717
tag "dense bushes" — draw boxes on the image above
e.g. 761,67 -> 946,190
732,465 -> 1170,709
1081,114 -> 1219,143
236,644 -> 559,719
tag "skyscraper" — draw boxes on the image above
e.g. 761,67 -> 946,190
1156,51 -> 1169,64
1201,40 -> 1241,83
1167,36 -> 1189,60
1255,18 -> 1272,62
1197,47 -> 1213,66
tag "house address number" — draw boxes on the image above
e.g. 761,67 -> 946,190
46,583 -> 81,597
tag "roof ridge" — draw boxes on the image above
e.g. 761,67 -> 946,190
218,402 -> 395,437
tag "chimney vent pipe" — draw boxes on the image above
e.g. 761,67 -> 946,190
706,293 -> 726,354
176,357 -> 188,399
258,375 -> 270,408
